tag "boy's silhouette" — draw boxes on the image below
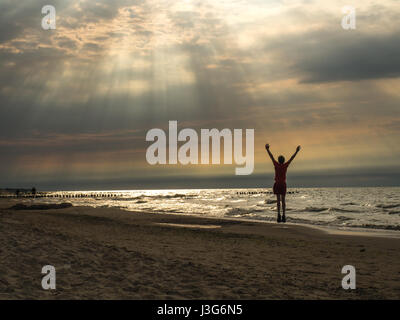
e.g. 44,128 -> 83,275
265,144 -> 301,223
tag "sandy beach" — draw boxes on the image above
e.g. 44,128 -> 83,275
0,199 -> 399,300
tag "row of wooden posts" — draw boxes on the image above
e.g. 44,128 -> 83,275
236,191 -> 299,195
0,193 -> 123,199
0,191 -> 300,199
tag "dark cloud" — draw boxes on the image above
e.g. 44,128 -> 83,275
265,29 -> 400,83
56,36 -> 78,49
82,42 -> 101,51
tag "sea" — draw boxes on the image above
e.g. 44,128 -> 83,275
22,187 -> 400,232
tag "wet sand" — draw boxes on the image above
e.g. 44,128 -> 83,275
0,199 -> 399,299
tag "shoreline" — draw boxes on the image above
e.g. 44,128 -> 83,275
3,196 -> 400,238
1,199 -> 399,299
141,211 -> 400,239
3,186 -> 399,235
133,211 -> 400,239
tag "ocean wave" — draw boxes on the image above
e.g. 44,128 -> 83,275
376,203 -> 400,209
335,216 -> 353,221
225,207 -> 259,216
112,194 -> 196,201
110,196 -> 145,201
135,200 -> 147,204
360,224 -> 400,231
302,206 -> 328,213
150,194 -> 196,200
328,207 -> 361,213
98,205 -> 127,209
302,206 -> 360,214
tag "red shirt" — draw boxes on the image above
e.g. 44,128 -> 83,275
273,161 -> 289,183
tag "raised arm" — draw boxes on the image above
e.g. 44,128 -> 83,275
286,145 -> 301,165
265,144 -> 276,164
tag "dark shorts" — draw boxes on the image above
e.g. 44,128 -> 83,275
273,182 -> 287,195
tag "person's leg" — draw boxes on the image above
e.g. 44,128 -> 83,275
281,194 -> 286,222
276,194 -> 281,222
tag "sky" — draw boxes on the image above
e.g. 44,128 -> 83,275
0,0 -> 400,190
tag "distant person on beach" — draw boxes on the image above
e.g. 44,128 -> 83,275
265,144 -> 301,223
